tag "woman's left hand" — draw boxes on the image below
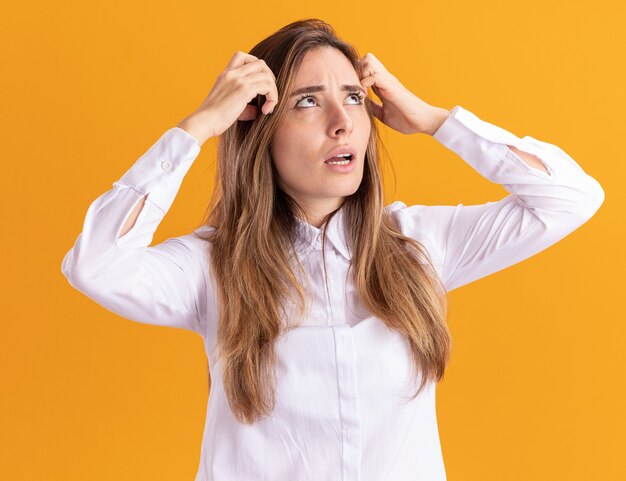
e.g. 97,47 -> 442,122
359,53 -> 447,136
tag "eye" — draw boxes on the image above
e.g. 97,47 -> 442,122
347,91 -> 366,104
294,90 -> 366,108
294,94 -> 317,108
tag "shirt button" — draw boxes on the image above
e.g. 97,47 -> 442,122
161,161 -> 172,170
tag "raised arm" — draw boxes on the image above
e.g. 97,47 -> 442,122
61,127 -> 210,336
61,51 -> 282,337
388,105 -> 605,292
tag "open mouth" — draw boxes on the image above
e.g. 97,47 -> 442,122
324,154 -> 353,165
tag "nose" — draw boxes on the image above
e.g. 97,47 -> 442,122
327,103 -> 354,137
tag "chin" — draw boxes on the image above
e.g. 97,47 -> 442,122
333,185 -> 361,197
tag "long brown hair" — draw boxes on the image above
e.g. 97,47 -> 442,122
194,18 -> 451,425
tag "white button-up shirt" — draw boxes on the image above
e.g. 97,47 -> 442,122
61,105 -> 604,481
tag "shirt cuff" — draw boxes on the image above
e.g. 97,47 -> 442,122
117,127 -> 202,214
432,105 -> 554,181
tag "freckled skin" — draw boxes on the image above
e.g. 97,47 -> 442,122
270,47 -> 371,227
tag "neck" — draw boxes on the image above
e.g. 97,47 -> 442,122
297,198 -> 345,228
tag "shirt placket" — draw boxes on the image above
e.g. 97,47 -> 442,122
324,246 -> 347,327
316,234 -> 362,480
332,323 -> 362,480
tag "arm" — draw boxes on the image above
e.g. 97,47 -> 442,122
119,193 -> 147,238
61,127 -> 210,336
116,118 -> 206,238
429,108 -> 553,176
507,145 -> 550,175
389,105 -> 605,292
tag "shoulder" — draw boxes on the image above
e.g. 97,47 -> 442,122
385,200 -> 456,239
155,224 -> 216,275
385,200 -> 459,272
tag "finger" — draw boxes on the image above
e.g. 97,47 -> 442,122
361,73 -> 386,101
358,52 -> 373,67
259,79 -> 279,115
233,58 -> 266,79
237,58 -> 277,84
362,52 -> 387,73
265,79 -> 279,114
361,74 -> 381,100
236,60 -> 278,114
245,74 -> 278,115
226,50 -> 258,71
358,53 -> 377,72
262,59 -> 277,84
256,68 -> 278,114
358,60 -> 372,79
359,63 -> 379,84
360,74 -> 376,89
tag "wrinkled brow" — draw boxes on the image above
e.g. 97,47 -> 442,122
290,84 -> 366,97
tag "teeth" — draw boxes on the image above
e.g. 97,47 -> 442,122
326,154 -> 352,165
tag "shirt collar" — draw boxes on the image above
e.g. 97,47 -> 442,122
293,203 -> 352,261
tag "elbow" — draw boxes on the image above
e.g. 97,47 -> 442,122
62,263 -> 112,307
61,248 -> 97,293
579,177 -> 605,221
61,248 -> 76,284
62,259 -> 89,293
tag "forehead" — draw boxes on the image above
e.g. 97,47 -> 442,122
292,47 -> 358,83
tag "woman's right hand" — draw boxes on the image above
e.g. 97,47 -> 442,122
176,51 -> 279,146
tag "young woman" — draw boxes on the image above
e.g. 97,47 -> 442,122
61,18 -> 604,481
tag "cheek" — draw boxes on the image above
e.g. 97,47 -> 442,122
271,147 -> 306,183
358,110 -> 372,130
274,156 -> 311,180
272,128 -> 317,171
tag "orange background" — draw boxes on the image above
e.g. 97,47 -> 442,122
2,1 -> 623,480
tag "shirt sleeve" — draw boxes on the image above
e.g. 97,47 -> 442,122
61,127 -> 210,337
388,105 -> 605,293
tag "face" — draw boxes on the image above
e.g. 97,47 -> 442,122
270,46 -> 371,227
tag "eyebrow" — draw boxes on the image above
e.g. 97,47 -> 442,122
290,84 -> 366,97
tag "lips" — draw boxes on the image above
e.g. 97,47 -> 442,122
324,145 -> 357,163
